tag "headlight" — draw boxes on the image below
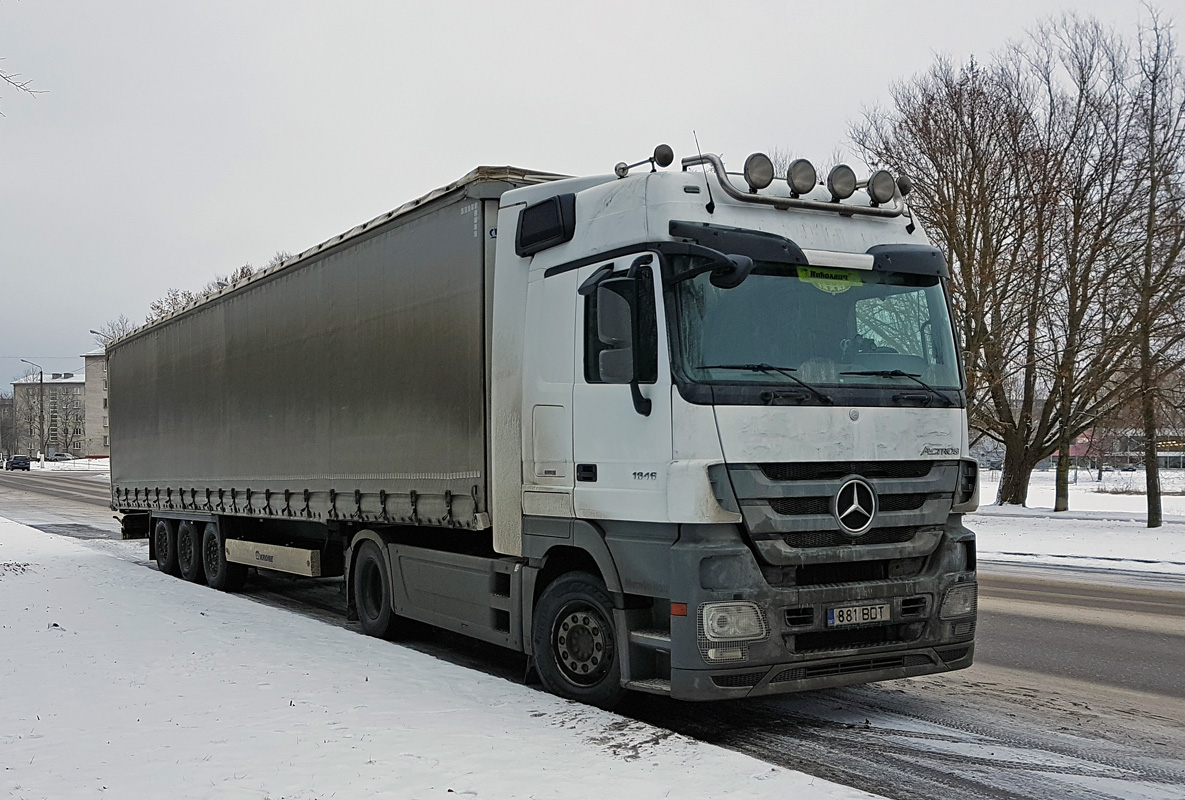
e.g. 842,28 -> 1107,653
940,583 -> 978,619
701,601 -> 768,641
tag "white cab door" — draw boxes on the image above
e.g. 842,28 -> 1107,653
571,255 -> 673,523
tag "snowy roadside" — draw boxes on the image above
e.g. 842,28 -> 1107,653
0,517 -> 881,800
972,473 -> 1185,576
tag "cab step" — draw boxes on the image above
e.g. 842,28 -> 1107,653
629,629 -> 672,651
626,678 -> 671,695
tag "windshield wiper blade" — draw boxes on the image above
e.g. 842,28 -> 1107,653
839,369 -> 956,407
699,363 -> 834,405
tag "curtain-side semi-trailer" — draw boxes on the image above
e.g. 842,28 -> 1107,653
109,147 -> 979,707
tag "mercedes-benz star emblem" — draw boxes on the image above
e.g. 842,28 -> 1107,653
834,477 -> 877,536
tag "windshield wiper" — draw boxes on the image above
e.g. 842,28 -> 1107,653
699,363 -> 834,405
839,369 -> 956,407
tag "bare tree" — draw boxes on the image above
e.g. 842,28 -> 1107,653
145,262 -> 259,324
0,57 -> 40,114
92,314 -> 136,346
1130,8 -> 1185,527
266,250 -> 292,269
853,56 -> 1055,504
853,11 -> 1185,510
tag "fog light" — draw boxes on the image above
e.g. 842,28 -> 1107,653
701,601 -> 768,641
787,158 -> 817,195
940,583 -> 978,619
827,164 -> 857,201
867,169 -> 896,204
743,153 -> 775,192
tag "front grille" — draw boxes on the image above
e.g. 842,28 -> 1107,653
769,497 -> 831,515
711,671 -> 766,688
770,653 -> 933,683
761,461 -> 933,481
795,556 -> 926,586
879,494 -> 929,512
769,495 -> 927,518
901,596 -> 928,617
779,527 -> 919,549
795,625 -> 905,652
784,607 -> 814,627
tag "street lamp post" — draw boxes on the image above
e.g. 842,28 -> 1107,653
19,359 -> 44,461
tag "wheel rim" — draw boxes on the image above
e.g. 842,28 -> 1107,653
155,526 -> 170,562
359,559 -> 383,620
203,533 -> 221,578
178,528 -> 194,570
551,601 -> 612,687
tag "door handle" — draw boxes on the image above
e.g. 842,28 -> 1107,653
576,464 -> 598,482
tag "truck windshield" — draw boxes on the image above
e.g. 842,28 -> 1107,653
666,257 -> 962,391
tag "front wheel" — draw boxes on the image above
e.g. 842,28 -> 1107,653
531,572 -> 625,709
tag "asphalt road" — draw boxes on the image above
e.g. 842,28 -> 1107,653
3,469 -> 1184,800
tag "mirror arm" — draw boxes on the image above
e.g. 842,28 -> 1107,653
630,381 -> 652,416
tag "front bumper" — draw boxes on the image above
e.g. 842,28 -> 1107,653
662,517 -> 976,701
673,641 -> 974,699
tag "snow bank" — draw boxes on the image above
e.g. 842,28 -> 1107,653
0,518 -> 880,800
972,471 -> 1185,575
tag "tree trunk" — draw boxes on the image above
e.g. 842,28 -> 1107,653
1142,372 -> 1162,528
998,448 -> 1034,505
1054,446 -> 1071,511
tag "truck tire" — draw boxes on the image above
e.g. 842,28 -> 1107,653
353,540 -> 402,639
153,519 -> 180,577
532,572 -> 626,709
202,522 -> 247,592
176,520 -> 206,584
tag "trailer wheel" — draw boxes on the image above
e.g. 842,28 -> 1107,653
176,520 -> 206,584
202,523 -> 246,592
532,572 -> 625,709
153,519 -> 180,577
354,540 -> 401,639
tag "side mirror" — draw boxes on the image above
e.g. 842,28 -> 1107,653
597,278 -> 636,383
710,254 -> 755,289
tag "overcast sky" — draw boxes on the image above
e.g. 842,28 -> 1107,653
0,0 -> 1161,387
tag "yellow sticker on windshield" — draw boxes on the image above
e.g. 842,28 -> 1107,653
801,267 -> 862,294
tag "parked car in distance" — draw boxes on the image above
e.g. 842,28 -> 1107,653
47,453 -> 75,462
5,455 -> 31,471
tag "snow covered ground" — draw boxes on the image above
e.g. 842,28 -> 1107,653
0,518 -> 880,800
19,457 -> 110,472
974,469 -> 1185,576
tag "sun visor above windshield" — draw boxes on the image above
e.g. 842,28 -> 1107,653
865,244 -> 949,278
668,220 -> 808,265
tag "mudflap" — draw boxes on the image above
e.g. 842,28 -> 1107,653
120,512 -> 150,541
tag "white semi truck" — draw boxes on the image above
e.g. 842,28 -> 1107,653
109,146 -> 978,707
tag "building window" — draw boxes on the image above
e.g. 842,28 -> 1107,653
103,436 -> 109,446
103,398 -> 108,408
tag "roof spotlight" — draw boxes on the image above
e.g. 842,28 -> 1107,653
743,152 -> 775,192
827,164 -> 857,202
787,159 -> 817,195
867,170 -> 897,205
896,174 -> 913,197
652,144 -> 675,168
